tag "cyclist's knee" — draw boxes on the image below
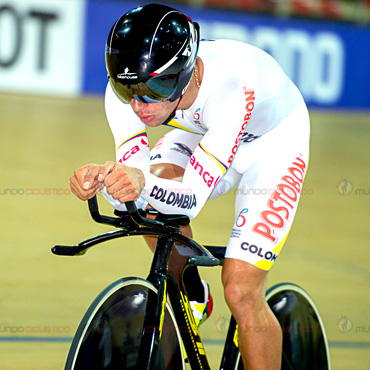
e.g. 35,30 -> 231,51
223,281 -> 263,315
222,258 -> 268,316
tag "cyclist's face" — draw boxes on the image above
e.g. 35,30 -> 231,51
130,98 -> 179,127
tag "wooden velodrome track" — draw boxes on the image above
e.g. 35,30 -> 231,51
1,92 -> 369,369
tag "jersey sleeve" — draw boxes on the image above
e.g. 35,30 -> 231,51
141,79 -> 256,218
105,83 -> 151,173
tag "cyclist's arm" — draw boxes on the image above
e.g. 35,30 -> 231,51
105,83 -> 151,174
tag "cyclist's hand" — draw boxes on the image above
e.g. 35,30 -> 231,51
70,163 -> 108,201
101,162 -> 145,202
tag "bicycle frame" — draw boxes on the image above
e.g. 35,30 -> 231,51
52,196 -> 232,369
53,196 -> 330,370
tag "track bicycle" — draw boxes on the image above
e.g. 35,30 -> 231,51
52,195 -> 331,369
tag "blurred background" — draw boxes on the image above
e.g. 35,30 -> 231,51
1,0 -> 369,369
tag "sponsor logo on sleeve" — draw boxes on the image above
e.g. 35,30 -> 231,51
228,88 -> 255,165
189,155 -> 219,188
149,186 -> 197,209
171,143 -> 193,157
118,138 -> 149,163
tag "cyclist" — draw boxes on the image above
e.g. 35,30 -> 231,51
70,4 -> 310,369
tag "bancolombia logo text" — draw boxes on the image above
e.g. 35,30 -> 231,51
149,186 -> 197,209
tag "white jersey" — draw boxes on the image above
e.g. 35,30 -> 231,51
105,39 -> 307,218
105,39 -> 310,271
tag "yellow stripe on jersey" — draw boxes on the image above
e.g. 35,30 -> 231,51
164,119 -> 199,134
116,130 -> 147,151
198,143 -> 228,175
254,229 -> 290,271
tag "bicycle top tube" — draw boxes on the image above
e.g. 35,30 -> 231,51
52,196 -> 221,266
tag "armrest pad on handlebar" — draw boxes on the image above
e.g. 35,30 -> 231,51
156,213 -> 190,227
88,196 -> 185,232
115,208 -> 190,227
188,255 -> 220,267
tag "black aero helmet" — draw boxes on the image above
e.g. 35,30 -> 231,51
105,4 -> 200,104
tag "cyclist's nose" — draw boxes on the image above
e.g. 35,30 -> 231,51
131,98 -> 148,112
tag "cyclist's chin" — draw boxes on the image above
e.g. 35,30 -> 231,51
144,119 -> 162,127
143,116 -> 167,127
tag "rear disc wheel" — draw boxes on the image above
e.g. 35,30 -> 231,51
266,283 -> 331,370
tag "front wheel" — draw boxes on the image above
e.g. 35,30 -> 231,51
65,277 -> 185,370
266,283 -> 331,370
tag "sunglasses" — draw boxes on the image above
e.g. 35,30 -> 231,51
109,74 -> 179,104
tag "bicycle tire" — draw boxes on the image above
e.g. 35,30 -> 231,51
266,283 -> 331,370
65,277 -> 185,370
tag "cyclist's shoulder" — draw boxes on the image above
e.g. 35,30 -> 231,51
198,40 -> 286,103
199,39 -> 292,92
